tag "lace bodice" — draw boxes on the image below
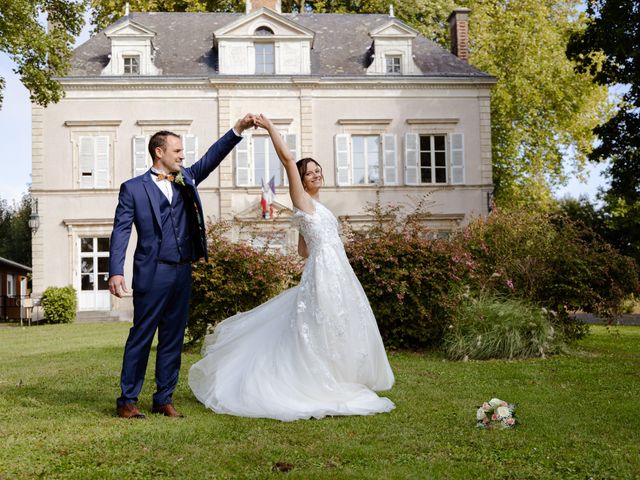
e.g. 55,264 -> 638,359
292,200 -> 343,253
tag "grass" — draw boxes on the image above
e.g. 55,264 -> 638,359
0,323 -> 639,479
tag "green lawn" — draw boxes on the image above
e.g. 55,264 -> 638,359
0,323 -> 638,479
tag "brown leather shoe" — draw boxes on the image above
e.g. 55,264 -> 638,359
152,403 -> 184,418
117,403 -> 146,419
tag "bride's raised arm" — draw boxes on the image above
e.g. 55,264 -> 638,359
254,114 -> 314,214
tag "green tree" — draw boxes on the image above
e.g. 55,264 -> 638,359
0,0 -> 86,107
567,0 -> 640,263
462,0 -> 610,206
0,193 -> 32,267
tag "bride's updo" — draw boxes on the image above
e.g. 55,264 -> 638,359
296,158 -> 323,184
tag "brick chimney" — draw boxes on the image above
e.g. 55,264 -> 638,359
246,0 -> 282,13
448,8 -> 471,63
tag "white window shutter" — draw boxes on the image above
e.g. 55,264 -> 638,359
132,136 -> 147,176
182,134 -> 197,167
94,136 -> 109,188
404,133 -> 419,185
334,133 -> 351,186
382,134 -> 398,185
79,136 -> 95,188
450,133 -> 465,185
235,136 -> 251,187
284,133 -> 297,187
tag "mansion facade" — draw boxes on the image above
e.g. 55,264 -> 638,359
31,0 -> 495,316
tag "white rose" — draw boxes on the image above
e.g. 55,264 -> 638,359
496,406 -> 510,418
476,407 -> 486,420
489,398 -> 502,408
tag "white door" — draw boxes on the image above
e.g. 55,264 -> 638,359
78,237 -> 111,311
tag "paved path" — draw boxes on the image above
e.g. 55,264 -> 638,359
573,313 -> 640,326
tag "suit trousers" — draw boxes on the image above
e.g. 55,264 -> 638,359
117,262 -> 192,408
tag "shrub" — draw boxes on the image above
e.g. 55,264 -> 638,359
455,206 -> 639,339
186,221 -> 302,347
343,197 -> 475,349
442,294 -> 560,360
41,286 -> 77,324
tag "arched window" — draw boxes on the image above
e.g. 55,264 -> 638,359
255,26 -> 275,36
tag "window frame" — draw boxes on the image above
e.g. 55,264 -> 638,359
385,55 -> 402,74
419,134 -> 448,185
335,133 -> 398,187
404,131 -> 465,186
123,55 -> 140,75
255,42 -> 275,74
235,130 -> 297,188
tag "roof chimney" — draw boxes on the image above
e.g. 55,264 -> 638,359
448,8 -> 471,63
246,0 -> 282,13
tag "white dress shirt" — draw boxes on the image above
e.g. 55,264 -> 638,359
150,167 -> 174,204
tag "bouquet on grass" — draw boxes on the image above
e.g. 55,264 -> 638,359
476,398 -> 517,429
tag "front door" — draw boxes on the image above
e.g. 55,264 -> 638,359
78,237 -> 111,310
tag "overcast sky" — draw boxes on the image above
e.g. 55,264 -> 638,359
0,9 -> 610,206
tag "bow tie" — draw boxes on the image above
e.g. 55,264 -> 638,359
152,171 -> 175,182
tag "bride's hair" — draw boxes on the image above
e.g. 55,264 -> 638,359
296,158 -> 323,185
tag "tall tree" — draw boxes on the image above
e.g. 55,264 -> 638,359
567,0 -> 640,262
462,0 -> 610,206
0,193 -> 32,266
0,0 -> 85,107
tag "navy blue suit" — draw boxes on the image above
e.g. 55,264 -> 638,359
109,128 -> 242,408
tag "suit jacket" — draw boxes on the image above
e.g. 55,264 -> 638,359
109,128 -> 242,293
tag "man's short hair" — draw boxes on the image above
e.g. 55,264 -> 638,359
148,130 -> 180,161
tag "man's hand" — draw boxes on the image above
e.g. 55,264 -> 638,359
108,275 -> 128,298
234,114 -> 257,134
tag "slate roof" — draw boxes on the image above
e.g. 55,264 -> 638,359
70,11 -> 490,78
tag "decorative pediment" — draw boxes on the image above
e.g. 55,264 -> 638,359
215,8 -> 313,75
234,200 -> 293,223
370,20 -> 418,39
214,8 -> 315,43
104,19 -> 157,39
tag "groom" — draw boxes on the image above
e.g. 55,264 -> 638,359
108,114 -> 256,418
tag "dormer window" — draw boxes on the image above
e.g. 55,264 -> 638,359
123,55 -> 140,75
102,19 -> 161,76
385,55 -> 401,74
214,9 -> 314,75
367,20 -> 418,75
255,43 -> 275,74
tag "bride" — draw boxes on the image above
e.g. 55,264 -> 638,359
188,114 -> 395,421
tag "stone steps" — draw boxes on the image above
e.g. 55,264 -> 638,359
76,311 -> 130,324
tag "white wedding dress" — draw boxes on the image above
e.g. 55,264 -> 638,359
188,199 -> 395,421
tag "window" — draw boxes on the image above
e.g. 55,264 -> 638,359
123,55 -> 140,75
420,134 -> 447,184
79,136 -> 109,188
352,136 -> 380,184
335,134 -> 398,186
235,133 -> 297,187
386,55 -> 402,74
255,26 -> 274,36
255,43 -> 275,74
80,237 -> 110,293
6,274 -> 15,297
404,133 -> 464,185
